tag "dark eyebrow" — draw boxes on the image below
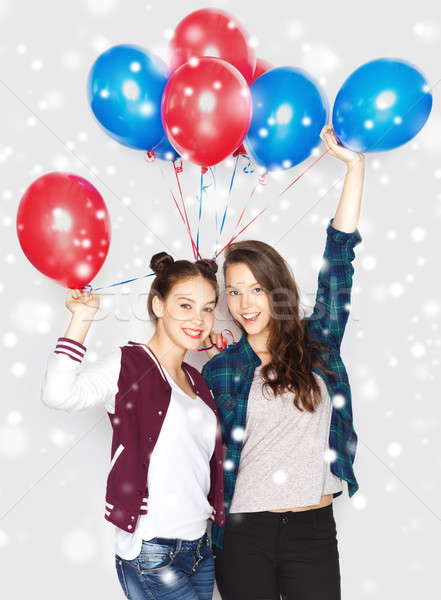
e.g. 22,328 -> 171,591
177,297 -> 216,306
226,282 -> 259,288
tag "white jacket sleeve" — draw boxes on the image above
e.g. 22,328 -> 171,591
41,337 -> 121,414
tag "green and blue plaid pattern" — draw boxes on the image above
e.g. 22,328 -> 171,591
202,220 -> 362,549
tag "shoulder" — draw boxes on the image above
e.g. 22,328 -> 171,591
202,344 -> 237,376
118,342 -> 162,380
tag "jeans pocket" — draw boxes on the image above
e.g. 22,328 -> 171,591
137,541 -> 174,572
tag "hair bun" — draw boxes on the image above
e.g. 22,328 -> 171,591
150,252 -> 174,275
197,258 -> 218,275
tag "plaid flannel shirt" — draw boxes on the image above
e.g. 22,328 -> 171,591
202,219 -> 362,548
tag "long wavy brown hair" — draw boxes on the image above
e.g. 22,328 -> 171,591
223,240 -> 333,413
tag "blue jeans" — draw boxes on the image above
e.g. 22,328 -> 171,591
115,532 -> 214,600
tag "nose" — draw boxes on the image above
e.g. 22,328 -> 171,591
239,292 -> 251,310
192,311 -> 204,325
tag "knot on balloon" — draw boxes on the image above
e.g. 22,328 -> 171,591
258,172 -> 268,185
201,166 -> 209,175
145,150 -> 157,163
174,159 -> 183,174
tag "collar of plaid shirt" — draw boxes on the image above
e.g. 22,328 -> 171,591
202,220 -> 362,548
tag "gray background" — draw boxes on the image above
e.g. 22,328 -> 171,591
1,0 -> 440,598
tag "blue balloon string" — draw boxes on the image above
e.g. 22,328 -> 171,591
196,170 -> 203,254
241,153 -> 254,174
214,154 -> 239,258
196,169 -> 215,255
83,273 -> 155,294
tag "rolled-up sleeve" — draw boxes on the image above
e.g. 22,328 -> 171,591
305,219 -> 362,351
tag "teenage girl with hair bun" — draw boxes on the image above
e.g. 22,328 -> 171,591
41,254 -> 225,600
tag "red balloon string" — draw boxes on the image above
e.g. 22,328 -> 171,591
214,150 -> 328,258
215,206 -> 268,259
155,161 -> 201,260
278,149 -> 329,197
173,160 -> 198,258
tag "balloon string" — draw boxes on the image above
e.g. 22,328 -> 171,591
157,163 -> 201,260
214,149 -> 328,259
241,153 -> 254,174
197,328 -> 235,352
196,170 -> 204,254
214,153 -> 240,258
215,207 -> 268,258
173,160 -> 198,259
278,149 -> 329,197
226,170 -> 268,245
83,273 -> 155,293
196,168 -> 215,255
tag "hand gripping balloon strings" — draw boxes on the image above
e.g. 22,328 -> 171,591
145,151 -> 201,260
197,329 -> 235,352
82,272 -> 155,294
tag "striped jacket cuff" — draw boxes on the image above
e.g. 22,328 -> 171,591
54,337 -> 87,363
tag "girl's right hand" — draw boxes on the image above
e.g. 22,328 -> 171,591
65,288 -> 100,318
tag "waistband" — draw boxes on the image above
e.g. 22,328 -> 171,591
229,503 -> 334,525
144,531 -> 209,552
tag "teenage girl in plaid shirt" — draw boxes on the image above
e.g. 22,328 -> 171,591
202,125 -> 365,600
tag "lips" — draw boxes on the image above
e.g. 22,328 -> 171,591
241,312 -> 260,323
182,328 -> 203,339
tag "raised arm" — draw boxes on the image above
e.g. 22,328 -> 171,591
306,127 -> 364,350
320,125 -> 365,233
41,289 -> 119,413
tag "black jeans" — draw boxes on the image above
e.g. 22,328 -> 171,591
214,504 -> 341,600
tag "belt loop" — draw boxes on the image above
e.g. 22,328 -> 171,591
312,509 -> 317,529
172,539 -> 181,557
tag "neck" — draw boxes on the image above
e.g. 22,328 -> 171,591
246,328 -> 270,356
147,330 -> 186,374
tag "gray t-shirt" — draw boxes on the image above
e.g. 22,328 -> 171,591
229,367 -> 342,513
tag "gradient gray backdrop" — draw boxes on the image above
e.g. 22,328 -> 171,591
1,1 -> 440,598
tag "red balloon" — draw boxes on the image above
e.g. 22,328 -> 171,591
169,8 -> 256,85
252,58 -> 273,83
162,57 -> 252,167
17,173 -> 111,288
234,58 -> 274,156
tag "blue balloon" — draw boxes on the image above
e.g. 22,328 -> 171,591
332,58 -> 432,153
87,44 -> 170,151
153,135 -> 181,161
244,67 -> 328,171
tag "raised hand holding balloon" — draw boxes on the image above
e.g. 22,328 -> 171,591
332,58 -> 432,153
16,173 -> 111,289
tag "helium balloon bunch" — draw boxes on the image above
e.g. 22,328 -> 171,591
16,9 -> 433,290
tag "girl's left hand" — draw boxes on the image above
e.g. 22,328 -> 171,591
320,125 -> 364,168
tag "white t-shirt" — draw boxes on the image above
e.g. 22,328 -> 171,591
115,367 -> 217,560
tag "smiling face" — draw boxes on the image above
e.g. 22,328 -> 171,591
153,276 -> 216,351
225,262 -> 271,338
